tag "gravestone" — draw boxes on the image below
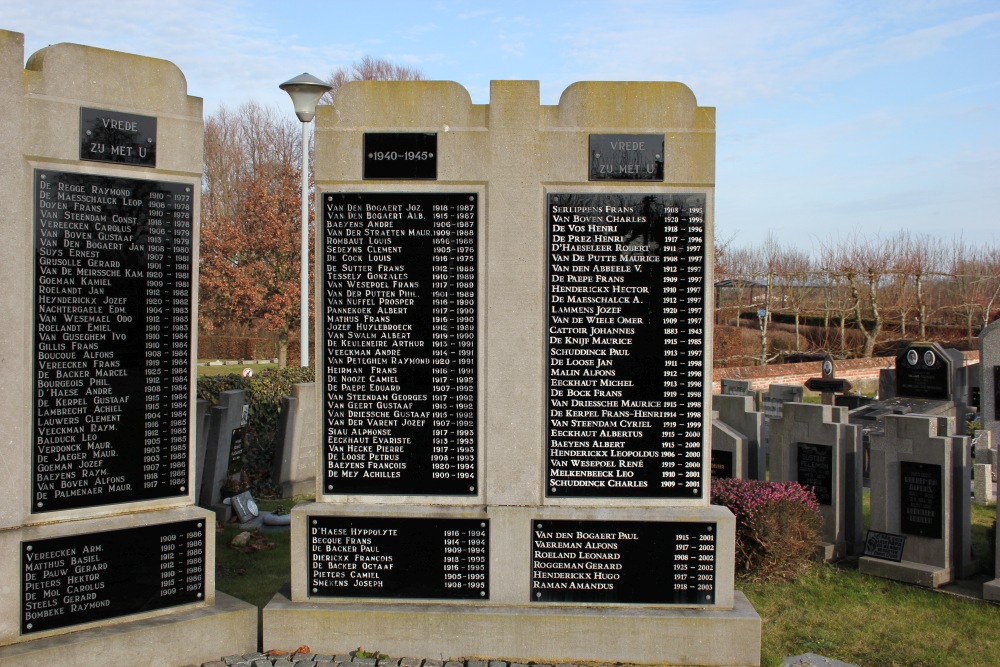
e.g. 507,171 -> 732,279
721,378 -> 753,398
262,80 -> 760,666
713,393 -> 765,479
980,321 -> 1000,449
712,419 -> 748,480
768,403 -> 863,560
761,384 -> 804,420
272,382 -> 318,497
859,414 -> 973,587
0,31 -> 254,663
198,389 -> 247,520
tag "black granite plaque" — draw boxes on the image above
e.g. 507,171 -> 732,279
226,427 -> 245,477
711,450 -> 734,479
22,519 -> 205,634
900,461 -> 942,538
308,516 -> 488,599
531,520 -> 715,604
546,193 -> 707,498
797,442 -> 833,506
863,529 -> 906,562
589,134 -> 664,181
79,108 -> 156,167
994,366 -> 1000,419
364,133 -> 437,180
895,344 -> 950,400
33,170 -> 192,512
322,193 -> 478,495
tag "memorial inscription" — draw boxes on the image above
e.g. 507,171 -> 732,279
796,442 -> 833,506
710,450 -> 734,479
900,461 -> 942,538
531,520 -> 715,604
896,345 -> 950,400
546,193 -> 707,497
323,193 -> 478,495
588,135 -> 664,181
308,516 -> 488,599
363,133 -> 437,180
33,170 -> 192,512
21,520 -> 205,634
79,108 -> 156,167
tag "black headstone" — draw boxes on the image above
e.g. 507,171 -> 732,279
22,520 -> 205,634
863,529 -> 906,562
531,520 -> 716,604
33,170 -> 192,511
546,193 -> 707,498
322,193 -> 479,495
308,516 -> 488,599
900,461 -> 942,539
895,344 -> 951,400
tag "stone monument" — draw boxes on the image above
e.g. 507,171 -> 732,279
262,80 -> 760,665
0,31 -> 254,665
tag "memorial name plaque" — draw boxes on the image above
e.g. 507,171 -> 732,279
364,133 -> 437,180
79,108 -> 156,167
308,516 -> 488,599
896,345 -> 950,400
900,461 -> 942,539
547,193 -> 707,497
226,426 -> 245,478
323,193 -> 478,495
863,529 -> 906,562
588,134 -> 664,181
710,450 -> 734,480
796,442 -> 833,506
531,520 -> 715,604
21,520 -> 205,634
33,170 -> 192,512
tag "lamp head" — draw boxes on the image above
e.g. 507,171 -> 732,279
279,73 -> 333,122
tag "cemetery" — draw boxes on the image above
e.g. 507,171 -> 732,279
1,24 -> 999,667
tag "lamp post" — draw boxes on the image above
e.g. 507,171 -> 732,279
280,73 -> 333,367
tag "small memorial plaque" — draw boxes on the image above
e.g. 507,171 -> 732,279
797,442 -> 833,505
364,133 -> 437,180
79,108 -> 156,167
710,450 -> 734,479
721,379 -> 752,397
33,170 -> 193,511
323,193 -> 478,495
21,520 -> 205,634
588,134 -> 664,181
994,366 -> 1000,419
900,461 -> 942,538
547,193 -> 707,498
863,529 -> 906,562
226,427 -> 245,477
895,344 -> 950,400
531,520 -> 715,604
308,516 -> 488,599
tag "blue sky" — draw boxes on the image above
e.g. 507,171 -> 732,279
3,0 -> 997,252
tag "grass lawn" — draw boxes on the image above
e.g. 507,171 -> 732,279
214,496 -> 1000,666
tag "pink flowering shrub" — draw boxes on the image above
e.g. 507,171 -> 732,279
711,478 -> 823,582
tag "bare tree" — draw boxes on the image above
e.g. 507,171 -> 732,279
321,55 -> 424,104
776,246 -> 814,352
826,232 -> 896,358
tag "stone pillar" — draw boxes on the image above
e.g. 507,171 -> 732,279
0,30 -> 254,663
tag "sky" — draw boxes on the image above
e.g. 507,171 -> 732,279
3,0 -> 998,253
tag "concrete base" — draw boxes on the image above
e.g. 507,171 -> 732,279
816,541 -> 835,562
859,556 -> 952,588
983,579 -> 1000,601
263,589 -> 761,666
0,593 -> 257,667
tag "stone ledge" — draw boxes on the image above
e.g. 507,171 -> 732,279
263,590 -> 761,666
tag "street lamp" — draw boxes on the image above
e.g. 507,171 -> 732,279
280,73 -> 333,367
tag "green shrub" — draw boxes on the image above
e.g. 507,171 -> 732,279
197,366 -> 314,497
711,478 -> 823,582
